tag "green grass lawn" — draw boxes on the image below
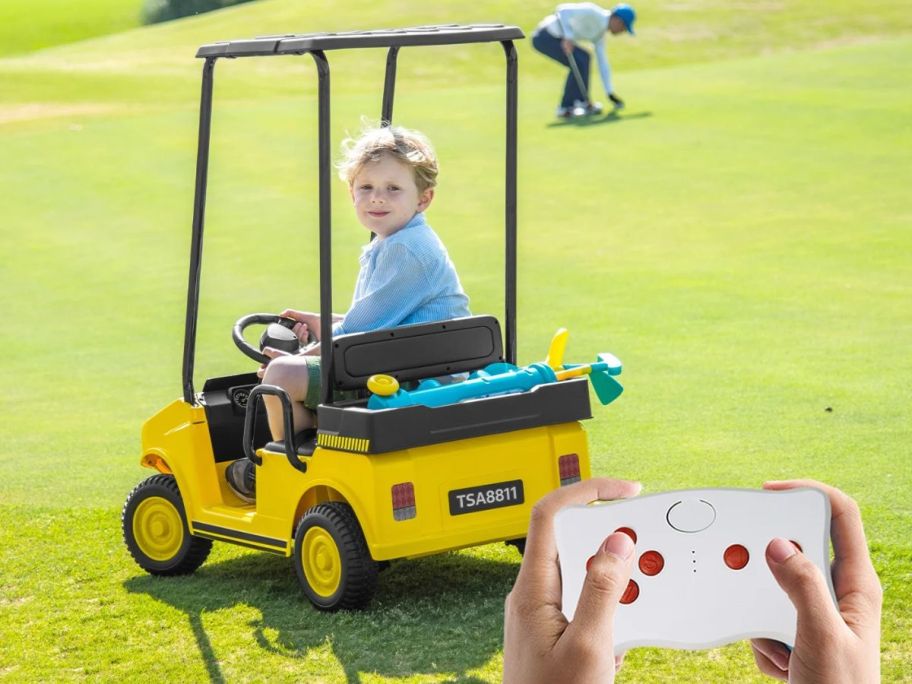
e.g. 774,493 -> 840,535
0,0 -> 144,57
1,1 -> 910,681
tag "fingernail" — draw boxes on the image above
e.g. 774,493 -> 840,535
602,532 -> 635,560
768,537 -> 797,563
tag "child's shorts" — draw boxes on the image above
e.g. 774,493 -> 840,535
302,356 -> 364,408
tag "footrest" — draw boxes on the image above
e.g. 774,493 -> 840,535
264,429 -> 317,457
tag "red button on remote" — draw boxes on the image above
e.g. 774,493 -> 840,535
639,550 -> 665,576
620,579 -> 639,604
724,544 -> 750,570
615,527 -> 638,544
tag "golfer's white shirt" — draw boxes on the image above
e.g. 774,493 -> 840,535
537,2 -> 614,96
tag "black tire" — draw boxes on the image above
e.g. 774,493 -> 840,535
122,474 -> 212,575
294,502 -> 378,610
506,537 -> 526,556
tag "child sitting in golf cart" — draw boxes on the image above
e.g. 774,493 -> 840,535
226,124 -> 470,502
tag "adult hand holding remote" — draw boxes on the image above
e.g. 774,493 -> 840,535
751,480 -> 882,683
503,478 -> 641,684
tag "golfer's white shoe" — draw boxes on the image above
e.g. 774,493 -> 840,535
570,99 -> 599,118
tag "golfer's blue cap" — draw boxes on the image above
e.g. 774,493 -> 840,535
611,4 -> 636,34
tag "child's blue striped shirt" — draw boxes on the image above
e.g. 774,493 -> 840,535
333,212 -> 470,336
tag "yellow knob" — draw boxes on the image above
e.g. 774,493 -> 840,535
367,374 -> 400,396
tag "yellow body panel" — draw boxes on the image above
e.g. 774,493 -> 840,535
141,399 -> 591,561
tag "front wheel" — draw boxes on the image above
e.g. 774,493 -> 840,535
122,474 -> 212,575
294,502 -> 378,610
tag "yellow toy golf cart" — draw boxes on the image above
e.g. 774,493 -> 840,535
121,25 -> 623,610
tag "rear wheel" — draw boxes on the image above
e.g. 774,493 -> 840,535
122,474 -> 212,575
294,502 -> 378,610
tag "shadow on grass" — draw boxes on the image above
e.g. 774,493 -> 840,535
546,110 -> 653,129
125,548 -> 520,683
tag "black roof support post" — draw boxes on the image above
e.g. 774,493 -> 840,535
311,50 -> 335,406
502,40 -> 518,366
381,46 -> 399,125
182,57 -> 217,404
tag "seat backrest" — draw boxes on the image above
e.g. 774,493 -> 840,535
331,315 -> 503,391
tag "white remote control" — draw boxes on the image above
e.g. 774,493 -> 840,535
555,488 -> 836,653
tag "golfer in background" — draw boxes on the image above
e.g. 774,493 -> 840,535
532,3 -> 636,118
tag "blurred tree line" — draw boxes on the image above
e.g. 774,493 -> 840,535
142,0 -> 257,24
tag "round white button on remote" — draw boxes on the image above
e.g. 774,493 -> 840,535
666,499 -> 716,533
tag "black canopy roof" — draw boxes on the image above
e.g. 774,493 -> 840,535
196,23 -> 524,58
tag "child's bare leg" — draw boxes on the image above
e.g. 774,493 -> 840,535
261,356 -> 315,439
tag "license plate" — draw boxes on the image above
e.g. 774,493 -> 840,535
448,480 -> 524,516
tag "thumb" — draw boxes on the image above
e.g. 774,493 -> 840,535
766,537 -> 840,640
279,309 -> 303,321
563,532 -> 635,649
262,346 -> 287,359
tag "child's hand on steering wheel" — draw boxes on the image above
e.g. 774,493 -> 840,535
279,309 -> 320,344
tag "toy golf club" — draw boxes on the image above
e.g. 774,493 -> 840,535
366,328 -> 623,410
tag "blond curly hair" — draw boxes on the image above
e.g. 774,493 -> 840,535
337,124 -> 438,192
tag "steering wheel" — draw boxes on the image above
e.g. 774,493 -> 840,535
232,313 -> 313,365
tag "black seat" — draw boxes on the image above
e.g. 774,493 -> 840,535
329,315 -> 504,392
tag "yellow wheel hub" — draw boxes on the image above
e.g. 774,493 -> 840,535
301,527 -> 342,597
133,496 -> 184,561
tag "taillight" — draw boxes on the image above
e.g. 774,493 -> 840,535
392,482 -> 416,521
558,454 -> 581,486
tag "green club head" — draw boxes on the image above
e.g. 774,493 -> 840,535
590,370 -> 624,405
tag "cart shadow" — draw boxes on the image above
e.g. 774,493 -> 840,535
546,110 -> 653,128
124,549 -> 521,683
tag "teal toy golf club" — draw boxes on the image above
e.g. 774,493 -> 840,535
367,329 -> 623,410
